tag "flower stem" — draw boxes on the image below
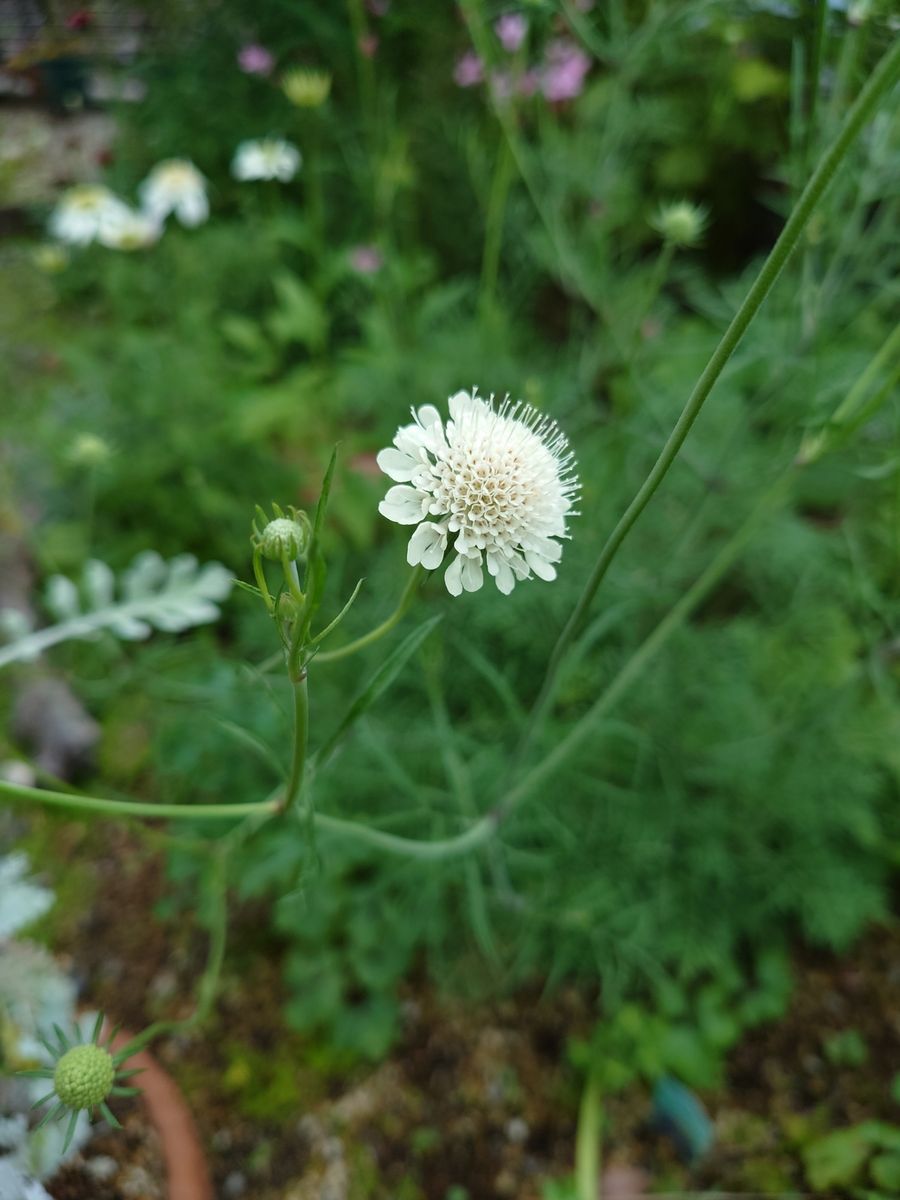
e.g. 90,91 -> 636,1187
316,564 -> 424,663
575,1075 -> 604,1200
0,778 -> 281,821
480,137 -> 515,317
113,845 -> 229,1062
524,35 -> 900,743
283,673 -> 309,818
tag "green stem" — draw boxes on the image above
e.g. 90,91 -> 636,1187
505,469 -> 794,820
524,35 -> 900,743
114,846 -> 229,1062
480,137 -> 515,317
575,1074 -> 604,1200
797,320 -> 900,464
316,564 -> 424,663
0,474 -> 793,859
283,674 -> 309,817
0,779 -> 280,821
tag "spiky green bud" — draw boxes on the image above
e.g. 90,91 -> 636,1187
54,1043 -> 115,1110
650,200 -> 709,248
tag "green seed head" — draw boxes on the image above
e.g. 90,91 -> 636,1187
650,200 -> 708,248
54,1043 -> 115,1110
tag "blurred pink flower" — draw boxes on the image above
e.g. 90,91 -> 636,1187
359,33 -> 379,58
495,12 -> 528,53
366,0 -> 390,13
540,39 -> 590,102
238,43 -> 274,76
453,51 -> 484,88
518,69 -> 540,97
350,244 -> 383,275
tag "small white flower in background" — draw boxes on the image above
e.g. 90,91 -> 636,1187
48,185 -> 130,246
139,158 -> 209,227
231,138 -> 301,182
96,205 -> 161,251
377,389 -> 578,597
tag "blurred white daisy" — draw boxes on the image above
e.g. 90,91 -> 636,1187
96,206 -> 161,251
48,185 -> 130,246
139,158 -> 209,227
231,138 -> 301,182
377,389 -> 578,596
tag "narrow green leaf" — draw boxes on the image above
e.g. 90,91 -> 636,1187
17,1068 -> 55,1079
31,1091 -> 56,1111
90,1011 -> 105,1045
100,1101 -> 121,1129
62,1109 -> 79,1154
35,1101 -> 65,1131
52,1024 -> 70,1051
308,579 -> 364,650
317,615 -> 442,765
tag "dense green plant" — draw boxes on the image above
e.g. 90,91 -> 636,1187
1,0 -> 898,1138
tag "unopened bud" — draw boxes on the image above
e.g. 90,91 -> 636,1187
54,1043 -> 115,1110
650,200 -> 709,248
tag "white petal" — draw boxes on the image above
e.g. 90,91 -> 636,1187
407,522 -> 446,569
395,425 -> 430,455
487,553 -> 515,595
449,390 -> 478,421
416,404 -> 442,428
460,554 -> 484,593
178,190 -> 209,227
378,485 -> 427,525
444,555 -> 465,596
525,551 -> 557,581
376,447 -> 419,482
522,534 -> 562,563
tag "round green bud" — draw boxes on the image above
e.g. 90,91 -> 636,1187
54,1043 -> 115,1110
260,517 -> 308,562
650,200 -> 708,248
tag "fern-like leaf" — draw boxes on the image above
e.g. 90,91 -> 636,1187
0,552 -> 233,670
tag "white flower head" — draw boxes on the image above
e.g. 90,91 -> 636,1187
139,158 -> 209,227
48,185 -> 131,246
377,390 -> 579,597
96,205 -> 162,251
231,138 -> 301,183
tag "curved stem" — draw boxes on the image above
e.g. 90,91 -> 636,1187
524,35 -> 900,742
316,564 -> 424,663
113,845 -> 229,1062
0,780 -> 280,821
283,674 -> 309,817
503,469 -> 794,822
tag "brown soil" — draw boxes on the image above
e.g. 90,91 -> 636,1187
34,821 -> 900,1199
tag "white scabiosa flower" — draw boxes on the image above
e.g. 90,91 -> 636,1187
139,158 -> 209,227
377,390 -> 578,597
48,185 -> 131,246
96,206 -> 161,251
231,138 -> 301,183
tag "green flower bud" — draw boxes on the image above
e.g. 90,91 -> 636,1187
650,200 -> 709,248
54,1043 -> 115,1111
261,517 -> 307,561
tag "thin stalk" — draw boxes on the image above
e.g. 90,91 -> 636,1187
504,469 -> 794,821
0,779 -> 280,821
114,846 -> 229,1062
523,35 -> 900,744
807,0 -> 829,151
283,674 -> 309,818
480,138 -> 515,317
575,1075 -> 604,1200
316,564 -> 424,663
